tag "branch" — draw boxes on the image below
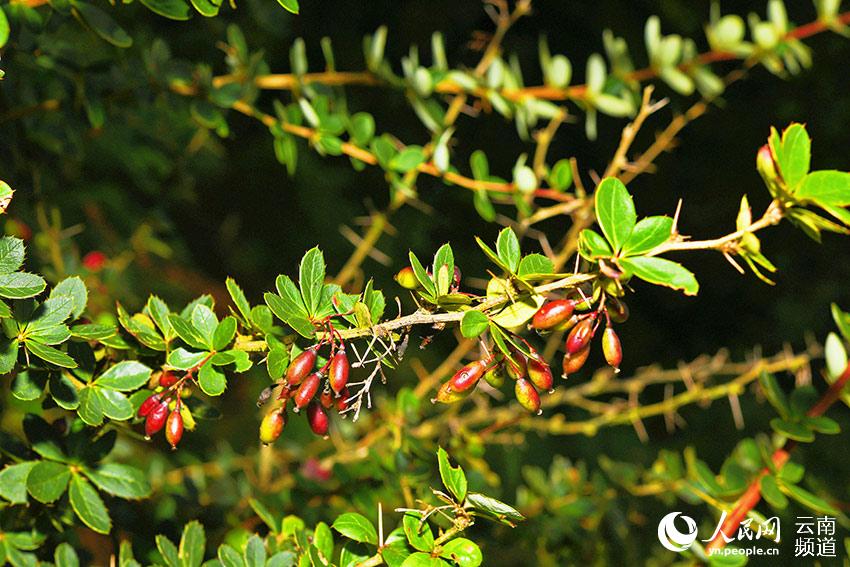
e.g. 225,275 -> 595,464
705,362 -> 850,553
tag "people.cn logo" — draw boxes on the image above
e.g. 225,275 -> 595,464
657,512 -> 699,552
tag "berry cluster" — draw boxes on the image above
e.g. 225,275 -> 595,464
259,328 -> 352,444
137,370 -> 187,449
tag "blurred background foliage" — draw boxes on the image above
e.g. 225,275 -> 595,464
2,0 -> 850,565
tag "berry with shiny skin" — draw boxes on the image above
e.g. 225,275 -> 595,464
336,387 -> 351,412
483,366 -> 506,388
514,378 -> 541,414
285,347 -> 317,385
606,297 -> 629,323
434,380 -> 472,404
145,401 -> 168,438
138,393 -> 163,418
294,372 -> 322,410
159,370 -> 179,388
505,349 -> 527,380
307,403 -> 329,436
565,315 -> 596,354
165,408 -> 184,449
602,327 -> 623,372
562,345 -> 591,377
395,266 -> 420,290
531,299 -> 575,330
527,357 -> 554,391
449,359 -> 488,392
259,409 -> 286,444
320,389 -> 335,409
328,350 -> 350,394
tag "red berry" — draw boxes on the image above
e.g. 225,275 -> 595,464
165,408 -> 184,449
336,387 -> 351,412
82,251 -> 108,272
531,299 -> 575,330
159,370 -> 179,388
514,378 -> 541,414
294,372 -> 322,409
451,266 -> 462,290
434,380 -> 471,404
527,357 -> 554,391
145,402 -> 168,438
328,350 -> 350,394
320,388 -> 335,409
259,409 -> 286,444
505,349 -> 527,380
307,403 -> 329,436
449,359 -> 488,392
562,345 -> 591,377
285,347 -> 317,385
565,316 -> 596,354
137,393 -> 162,418
602,327 -> 623,372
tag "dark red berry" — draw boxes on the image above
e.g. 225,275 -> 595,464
307,403 -> 329,436
451,266 -> 462,290
82,251 -> 108,272
320,388 -> 335,409
336,387 -> 351,412
328,350 -> 350,394
145,402 -> 168,438
159,370 -> 179,388
565,316 -> 596,354
165,408 -> 184,449
137,393 -> 162,418
531,299 -> 575,330
527,357 -> 554,391
449,359 -> 488,392
285,347 -> 317,385
294,372 -> 322,409
562,345 -> 591,377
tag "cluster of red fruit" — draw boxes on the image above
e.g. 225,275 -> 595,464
259,342 -> 351,444
530,296 -> 625,376
434,294 -> 626,413
137,370 -> 185,449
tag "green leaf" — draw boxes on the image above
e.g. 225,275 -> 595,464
0,462 -> 36,504
12,370 -> 47,401
71,323 -> 116,341
99,388 -> 134,420
275,0 -> 298,14
470,150 -> 489,180
191,304 -> 218,347
95,361 -> 152,391
313,522 -> 334,562
72,2 -> 133,48
831,303 -> 850,343
189,0 -> 220,17
438,538 -> 482,567
390,147 -> 426,173
402,513 -> 434,552
0,7 -> 9,49
217,545 -> 245,567
26,461 -> 70,503
212,316 -> 237,351
50,374 -> 79,410
198,363 -> 226,396
547,159 -> 573,191
168,314 -> 210,350
473,190 -> 496,222
780,482 -> 839,515
795,170 -> 850,206
243,535 -> 265,567
758,371 -> 790,419
770,418 -> 815,442
517,254 -> 553,278
825,332 -> 848,379
460,311 -> 489,338
437,447 -> 467,502
400,552 -> 447,567
594,177 -> 636,253
432,243 -> 455,296
77,387 -> 105,426
777,123 -> 810,188
147,295 -> 175,340
465,492 -> 524,526
408,252 -> 436,297
760,475 -> 788,509
84,463 -> 151,499
0,338 -> 19,374
578,229 -> 613,260
225,278 -> 252,324
0,272 -> 47,299
157,535 -> 181,567
168,348 -> 208,370
621,216 -> 673,256
25,340 -> 77,368
249,498 -> 279,534
0,237 -> 25,274
299,247 -> 326,317
618,256 -> 699,296
349,112 -> 375,146
496,228 -> 521,272
139,0 -> 191,20
54,543 -> 80,567
69,474 -> 111,534
332,513 -> 378,545
179,521 -> 206,567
